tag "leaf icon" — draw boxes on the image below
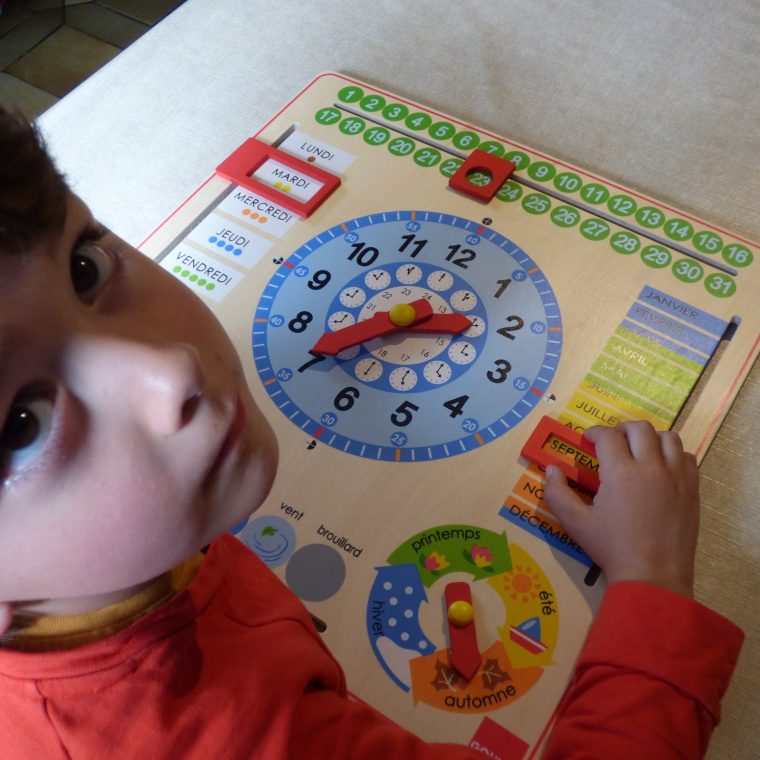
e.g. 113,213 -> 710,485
431,658 -> 464,692
480,658 -> 512,690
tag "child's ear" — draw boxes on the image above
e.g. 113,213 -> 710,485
0,603 -> 13,635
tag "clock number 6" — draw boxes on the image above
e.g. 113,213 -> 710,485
487,359 -> 511,383
334,386 -> 360,411
391,400 -> 419,427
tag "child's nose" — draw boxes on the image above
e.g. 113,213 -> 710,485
74,337 -> 207,436
133,342 -> 207,436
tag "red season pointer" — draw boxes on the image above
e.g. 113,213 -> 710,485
312,299 -> 472,356
445,581 -> 482,681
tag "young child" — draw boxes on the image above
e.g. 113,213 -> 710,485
0,107 -> 743,759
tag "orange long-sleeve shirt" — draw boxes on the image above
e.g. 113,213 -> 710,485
0,535 -> 743,759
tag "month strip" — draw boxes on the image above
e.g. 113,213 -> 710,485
498,285 -> 729,567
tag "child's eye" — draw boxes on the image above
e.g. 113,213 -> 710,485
70,241 -> 116,302
0,397 -> 54,476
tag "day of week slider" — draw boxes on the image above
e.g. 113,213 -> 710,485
216,138 -> 340,217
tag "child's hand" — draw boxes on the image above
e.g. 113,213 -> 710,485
544,421 -> 699,597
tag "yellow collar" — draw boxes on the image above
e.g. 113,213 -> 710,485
6,554 -> 203,652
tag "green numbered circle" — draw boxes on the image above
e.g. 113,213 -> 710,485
664,218 -> 694,242
672,259 -> 703,283
610,231 -> 641,254
580,182 -> 610,205
496,180 -> 523,202
554,172 -> 582,193
387,136 -> 416,156
314,107 -> 342,126
363,126 -> 390,145
359,94 -> 386,112
522,192 -> 551,215
580,218 -> 611,241
453,130 -> 480,150
505,150 -> 530,170
382,103 -> 409,121
607,194 -> 637,217
693,231 -> 723,255
405,112 -> 432,131
635,206 -> 665,229
722,243 -> 753,267
428,121 -> 456,141
439,158 -> 463,177
640,244 -> 671,269
338,85 -> 364,103
704,273 -> 737,298
413,147 -> 442,167
550,205 -> 580,228
479,140 -> 505,156
339,116 -> 366,135
467,171 -> 492,187
527,161 -> 556,182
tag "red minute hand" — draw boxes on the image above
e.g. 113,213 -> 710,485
312,298 -> 433,355
406,312 -> 472,334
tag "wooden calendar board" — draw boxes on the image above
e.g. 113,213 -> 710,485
140,73 -> 760,758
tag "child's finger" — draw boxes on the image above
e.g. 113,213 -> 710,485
544,465 -> 592,537
615,420 -> 662,462
659,429 -> 685,465
584,424 -> 631,465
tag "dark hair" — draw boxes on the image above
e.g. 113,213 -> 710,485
0,107 -> 69,255
0,110 -> 71,648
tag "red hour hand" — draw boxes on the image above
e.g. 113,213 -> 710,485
312,298 -> 433,356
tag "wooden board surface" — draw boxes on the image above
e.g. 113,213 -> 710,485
140,72 -> 760,757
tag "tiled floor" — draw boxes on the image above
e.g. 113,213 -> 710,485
0,0 -> 186,120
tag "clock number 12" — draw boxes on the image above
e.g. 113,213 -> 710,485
445,244 -> 476,269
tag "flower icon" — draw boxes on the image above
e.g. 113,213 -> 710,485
424,551 -> 449,572
470,544 -> 493,568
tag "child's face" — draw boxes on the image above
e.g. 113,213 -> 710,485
0,194 -> 278,611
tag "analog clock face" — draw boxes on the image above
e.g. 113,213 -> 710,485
252,211 -> 562,461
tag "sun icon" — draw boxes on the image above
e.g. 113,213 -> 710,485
502,564 -> 543,604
